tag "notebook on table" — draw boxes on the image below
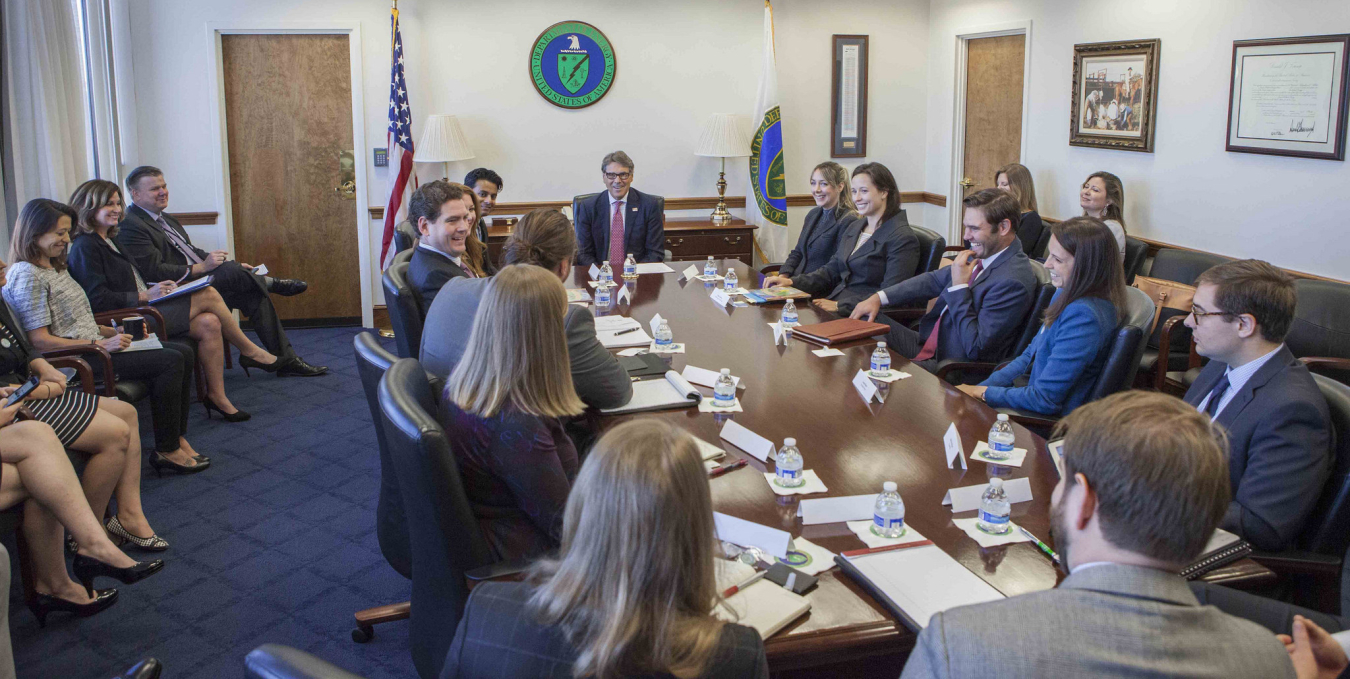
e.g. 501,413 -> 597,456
599,371 -> 700,414
835,544 -> 1005,631
1180,528 -> 1252,580
713,560 -> 811,639
790,318 -> 890,346
744,286 -> 810,304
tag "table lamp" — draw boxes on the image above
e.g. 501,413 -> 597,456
415,114 -> 475,181
694,114 -> 751,225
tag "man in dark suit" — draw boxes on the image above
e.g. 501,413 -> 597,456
850,189 -> 1037,371
406,180 -> 479,312
573,150 -> 664,266
464,167 -> 502,246
117,166 -> 326,377
1183,259 -> 1331,552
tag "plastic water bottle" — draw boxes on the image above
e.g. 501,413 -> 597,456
986,414 -> 1015,461
595,282 -> 611,307
774,438 -> 804,487
724,268 -> 738,291
780,299 -> 799,331
704,256 -> 717,277
869,341 -> 891,377
977,478 -> 1011,535
599,260 -> 613,285
654,319 -> 673,348
623,253 -> 637,278
713,368 -> 736,407
872,482 -> 906,538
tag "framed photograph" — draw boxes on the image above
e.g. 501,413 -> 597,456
831,35 -> 869,158
1226,34 -> 1350,161
1069,39 -> 1161,152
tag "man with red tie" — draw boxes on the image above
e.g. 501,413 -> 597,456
573,151 -> 665,267
850,188 -> 1038,374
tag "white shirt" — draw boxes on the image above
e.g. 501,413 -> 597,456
1069,561 -> 1115,574
878,241 -> 1010,305
417,242 -> 467,271
607,191 -> 628,215
1196,344 -> 1285,419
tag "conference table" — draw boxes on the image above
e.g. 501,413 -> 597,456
574,260 -> 1271,678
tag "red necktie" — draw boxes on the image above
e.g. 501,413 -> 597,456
608,200 -> 626,265
914,260 -> 984,361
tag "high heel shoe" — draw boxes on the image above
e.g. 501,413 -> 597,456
237,354 -> 282,377
27,589 -> 118,627
202,397 -> 250,422
105,516 -> 169,552
148,451 -> 210,477
72,553 -> 164,597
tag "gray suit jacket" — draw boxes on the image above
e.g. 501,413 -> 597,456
420,277 -> 632,410
901,563 -> 1294,679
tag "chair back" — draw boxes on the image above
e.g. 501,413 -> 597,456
353,332 -> 410,579
379,359 -> 493,679
1288,279 -> 1350,384
572,192 -> 598,225
1297,375 -> 1350,558
392,247 -> 414,267
1086,287 -> 1155,401
382,262 -> 424,359
1122,236 -> 1148,285
1030,225 -> 1054,260
1008,261 -> 1057,360
1142,248 -> 1229,350
910,225 -> 947,275
393,219 -> 418,254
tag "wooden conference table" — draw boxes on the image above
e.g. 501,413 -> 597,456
574,260 -> 1271,678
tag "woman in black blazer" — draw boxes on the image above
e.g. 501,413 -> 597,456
66,180 -> 282,421
778,162 -> 856,278
764,162 -> 919,314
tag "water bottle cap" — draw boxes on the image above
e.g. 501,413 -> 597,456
720,368 -> 730,375
877,341 -> 886,349
602,260 -> 609,265
883,481 -> 897,492
996,413 -> 1009,421
783,437 -> 796,446
989,477 -> 1004,487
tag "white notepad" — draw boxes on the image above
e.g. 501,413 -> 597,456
594,316 -> 653,348
839,544 -> 1004,630
118,336 -> 165,353
599,371 -> 700,414
713,560 -> 811,639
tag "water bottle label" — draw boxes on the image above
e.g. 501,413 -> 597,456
776,468 -> 800,479
978,509 -> 1009,525
872,514 -> 904,529
991,440 -> 1014,453
655,337 -> 671,346
871,359 -> 889,372
714,393 -> 734,405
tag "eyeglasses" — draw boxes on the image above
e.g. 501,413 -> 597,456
1189,305 -> 1230,320
604,172 -> 632,181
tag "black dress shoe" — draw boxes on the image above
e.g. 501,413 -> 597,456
28,588 -> 118,627
114,658 -> 163,679
275,356 -> 329,377
268,278 -> 308,296
149,451 -> 209,476
72,553 -> 164,597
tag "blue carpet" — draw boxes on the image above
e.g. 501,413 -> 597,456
7,327 -> 413,678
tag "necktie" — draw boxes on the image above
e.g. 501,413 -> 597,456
914,260 -> 984,361
1203,373 -> 1231,419
157,215 -> 202,265
608,200 -> 626,266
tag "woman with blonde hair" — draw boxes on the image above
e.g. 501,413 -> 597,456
440,264 -> 585,561
995,163 -> 1045,256
778,161 -> 857,278
442,418 -> 769,679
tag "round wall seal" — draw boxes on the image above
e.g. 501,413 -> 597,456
528,21 -> 617,110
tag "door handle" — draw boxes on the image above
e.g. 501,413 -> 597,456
335,149 -> 356,199
959,177 -> 975,188
333,180 -> 356,199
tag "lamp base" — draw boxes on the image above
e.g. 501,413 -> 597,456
710,167 -> 733,225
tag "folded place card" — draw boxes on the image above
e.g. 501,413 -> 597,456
714,512 -> 791,559
682,365 -> 742,389
798,494 -> 876,525
853,370 -> 882,403
846,521 -> 930,549
767,322 -> 787,345
617,347 -> 646,357
635,262 -> 675,274
762,470 -> 828,496
589,263 -> 601,279
699,398 -> 743,413
1048,439 -> 1065,478
681,264 -> 700,280
943,423 -> 967,470
649,342 -> 686,354
710,289 -> 732,307
649,313 -> 666,337
615,284 -> 632,304
780,537 -> 838,576
812,348 -> 845,357
869,369 -> 911,383
720,419 -> 777,462
942,477 -> 1033,513
969,442 -> 1029,468
952,518 -> 1032,548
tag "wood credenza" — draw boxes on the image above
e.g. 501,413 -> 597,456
486,216 -> 758,265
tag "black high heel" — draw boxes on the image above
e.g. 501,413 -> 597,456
148,451 -> 210,477
28,589 -> 118,627
202,397 -> 250,422
237,355 -> 282,377
72,553 -> 164,597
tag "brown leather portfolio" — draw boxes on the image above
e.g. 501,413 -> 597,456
790,318 -> 890,346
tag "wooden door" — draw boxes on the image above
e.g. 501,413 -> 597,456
961,35 -> 1025,198
222,34 -> 360,323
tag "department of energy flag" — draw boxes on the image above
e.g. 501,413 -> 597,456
380,2 -> 416,270
747,0 -> 788,263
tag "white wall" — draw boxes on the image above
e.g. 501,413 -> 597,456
923,0 -> 1350,280
123,0 -> 930,308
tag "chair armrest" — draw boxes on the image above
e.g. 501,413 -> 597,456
882,307 -> 926,324
464,557 -> 533,582
942,246 -> 965,256
95,306 -> 169,340
1301,356 -> 1350,376
1250,550 -> 1343,578
42,346 -> 115,397
1006,412 -> 1060,431
1154,315 -> 1190,391
759,263 -> 784,276
934,360 -> 1001,381
43,356 -> 95,394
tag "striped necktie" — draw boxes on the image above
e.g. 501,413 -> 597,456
155,214 -> 202,265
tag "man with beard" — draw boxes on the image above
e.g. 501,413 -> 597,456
899,391 -> 1311,679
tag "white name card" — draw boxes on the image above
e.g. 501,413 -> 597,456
719,419 -> 776,462
710,288 -> 732,307
942,477 -> 1033,513
797,494 -> 876,525
649,313 -> 666,338
714,512 -> 790,559
944,423 -> 967,470
589,263 -> 601,279
615,284 -> 632,304
852,370 -> 881,403
681,264 -> 701,280
767,322 -> 787,345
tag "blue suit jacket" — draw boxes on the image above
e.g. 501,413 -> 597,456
880,239 -> 1039,363
981,293 -> 1117,416
574,188 -> 664,265
793,212 -> 919,308
1183,346 -> 1332,551
779,205 -> 851,278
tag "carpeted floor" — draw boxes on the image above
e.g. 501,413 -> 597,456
7,327 -> 413,678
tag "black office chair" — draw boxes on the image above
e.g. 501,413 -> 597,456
933,260 -> 1056,385
1250,375 -> 1350,616
1137,248 -> 1230,391
350,332 -> 411,643
1030,225 -> 1054,260
382,261 -> 424,359
392,219 -> 418,254
379,359 -> 527,678
910,225 -> 947,275
246,645 -> 365,679
1287,279 -> 1350,385
1122,236 -> 1147,285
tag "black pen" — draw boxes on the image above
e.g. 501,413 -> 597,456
614,327 -> 639,336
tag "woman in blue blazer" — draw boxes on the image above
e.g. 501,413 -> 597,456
959,217 -> 1126,416
764,163 -> 918,313
778,162 -> 856,278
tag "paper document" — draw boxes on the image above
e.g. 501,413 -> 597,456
251,264 -> 269,276
682,365 -> 741,389
118,336 -> 165,353
838,544 -> 1005,630
594,316 -> 652,348
566,288 -> 591,303
695,439 -> 727,461
598,371 -> 700,414
634,262 -> 675,274
149,275 -> 213,304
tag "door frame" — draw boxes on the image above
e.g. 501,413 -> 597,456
948,20 -> 1033,240
203,21 -> 373,328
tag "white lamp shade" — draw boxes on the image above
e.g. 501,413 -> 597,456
415,114 -> 475,162
694,114 -> 751,158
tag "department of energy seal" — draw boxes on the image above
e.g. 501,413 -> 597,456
529,21 -> 617,110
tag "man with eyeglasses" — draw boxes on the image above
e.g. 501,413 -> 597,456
573,150 -> 665,266
1182,259 -> 1330,552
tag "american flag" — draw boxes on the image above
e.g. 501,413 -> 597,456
379,2 -> 416,269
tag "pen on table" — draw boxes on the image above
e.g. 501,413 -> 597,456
1018,526 -> 1060,564
840,540 -> 934,558
721,569 -> 768,598
613,327 -> 639,336
707,459 -> 747,478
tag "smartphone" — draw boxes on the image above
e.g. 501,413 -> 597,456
6,376 -> 41,407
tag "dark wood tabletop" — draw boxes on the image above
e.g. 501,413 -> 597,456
575,260 -> 1272,676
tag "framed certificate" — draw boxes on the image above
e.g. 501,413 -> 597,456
831,35 -> 869,158
1226,34 -> 1350,161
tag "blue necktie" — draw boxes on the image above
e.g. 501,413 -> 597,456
1204,373 -> 1231,418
